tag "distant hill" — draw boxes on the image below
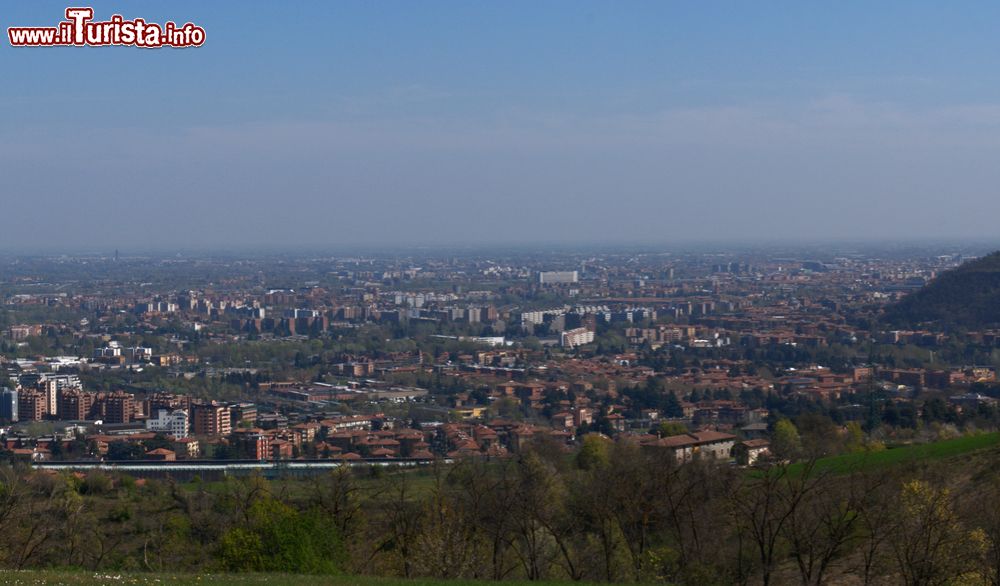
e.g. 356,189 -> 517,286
881,251 -> 1000,329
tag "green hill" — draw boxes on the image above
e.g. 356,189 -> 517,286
881,251 -> 1000,329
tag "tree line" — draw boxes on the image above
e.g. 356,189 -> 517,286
1,437 -> 1000,584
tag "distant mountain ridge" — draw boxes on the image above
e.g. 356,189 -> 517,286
881,251 -> 1000,329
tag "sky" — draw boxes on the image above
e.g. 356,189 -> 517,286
2,1 -> 1000,251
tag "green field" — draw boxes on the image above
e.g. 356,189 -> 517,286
787,431 -> 1000,476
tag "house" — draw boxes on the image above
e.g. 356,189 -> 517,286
146,448 -> 176,461
172,437 -> 200,459
606,413 -> 626,433
733,439 -> 771,466
551,411 -> 575,429
646,430 -> 736,464
740,422 -> 770,440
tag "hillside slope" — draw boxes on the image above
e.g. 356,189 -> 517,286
881,251 -> 1000,329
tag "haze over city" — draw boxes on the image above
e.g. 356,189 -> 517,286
4,1 -> 1000,249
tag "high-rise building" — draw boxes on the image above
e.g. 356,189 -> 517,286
146,392 -> 188,415
232,429 -> 270,460
229,402 -> 257,427
560,327 -> 595,349
191,402 -> 232,437
18,389 -> 48,422
103,391 -> 135,424
0,388 -> 17,422
58,388 -> 94,421
18,373 -> 81,418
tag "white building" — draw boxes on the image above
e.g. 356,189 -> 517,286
146,409 -> 190,439
538,271 -> 578,284
560,327 -> 595,348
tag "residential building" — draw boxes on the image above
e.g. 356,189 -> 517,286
18,389 -> 48,422
561,327 -> 595,348
146,409 -> 190,439
538,271 -> 578,284
191,401 -> 232,436
647,430 -> 737,464
58,388 -> 94,421
103,391 -> 135,424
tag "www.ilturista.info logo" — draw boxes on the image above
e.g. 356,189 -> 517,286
8,7 -> 205,48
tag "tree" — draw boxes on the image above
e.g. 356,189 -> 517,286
770,419 -> 802,461
728,462 -> 821,586
410,466 -> 482,578
373,472 -> 424,578
795,414 -> 840,458
889,479 -> 983,586
106,442 -> 146,461
491,447 -> 585,581
852,472 -> 899,585
219,497 -> 341,574
657,421 -> 689,437
663,391 -> 684,418
782,476 -> 861,585
844,422 -> 866,453
575,434 -> 611,471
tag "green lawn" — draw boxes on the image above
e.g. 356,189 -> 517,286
787,431 -> 1000,476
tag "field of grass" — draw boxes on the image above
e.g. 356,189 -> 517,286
787,431 -> 1000,476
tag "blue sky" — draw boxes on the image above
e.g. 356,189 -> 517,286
2,1 -> 1000,250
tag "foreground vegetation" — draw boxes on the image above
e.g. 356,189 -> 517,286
0,570 -> 351,585
0,571 -> 588,586
2,433 -> 1000,584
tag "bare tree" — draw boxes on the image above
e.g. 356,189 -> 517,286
728,461 -> 821,586
782,474 -> 861,585
851,471 -> 899,586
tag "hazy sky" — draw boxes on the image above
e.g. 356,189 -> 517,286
3,1 -> 1000,251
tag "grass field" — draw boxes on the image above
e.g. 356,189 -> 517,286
787,431 -> 1000,476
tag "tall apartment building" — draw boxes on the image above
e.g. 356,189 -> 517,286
18,389 -> 49,422
103,391 -> 135,424
232,429 -> 270,460
560,327 -> 595,349
19,373 -> 82,418
38,379 -> 59,417
146,392 -> 189,415
19,373 -> 82,391
191,402 -> 232,437
229,402 -> 257,427
58,388 -> 95,421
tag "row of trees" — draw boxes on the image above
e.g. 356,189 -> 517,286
0,437 -> 999,584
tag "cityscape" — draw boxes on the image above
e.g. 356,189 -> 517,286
1,244 -> 996,469
1,244 -> 1000,582
6,0 -> 1000,584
